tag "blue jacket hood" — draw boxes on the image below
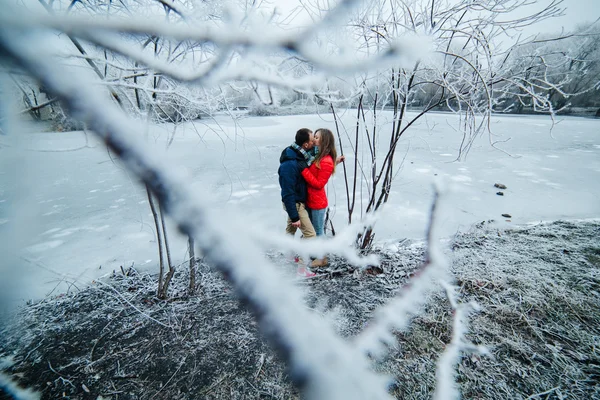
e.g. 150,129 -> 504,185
280,146 -> 304,163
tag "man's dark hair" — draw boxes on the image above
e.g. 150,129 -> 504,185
295,128 -> 312,146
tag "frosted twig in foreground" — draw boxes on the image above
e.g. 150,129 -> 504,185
354,188 -> 450,357
434,306 -> 467,400
434,283 -> 484,400
0,30 -> 392,400
248,212 -> 380,267
0,8 -> 421,76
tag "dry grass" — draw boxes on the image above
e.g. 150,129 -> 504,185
1,220 -> 598,399
449,220 -> 600,399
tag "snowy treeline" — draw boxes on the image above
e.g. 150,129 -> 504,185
5,0 -> 600,131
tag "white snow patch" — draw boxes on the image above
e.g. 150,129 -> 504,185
124,232 -> 151,240
395,205 -> 426,217
262,184 -> 279,189
115,198 -> 126,202
0,218 -> 8,225
231,190 -> 259,198
26,240 -> 64,253
546,155 -> 560,158
541,167 -> 555,171
89,189 -> 98,193
0,199 -> 5,203
42,228 -> 62,235
138,200 -> 147,204
450,175 -> 472,183
53,178 -> 69,185
514,170 -> 536,177
439,153 -> 454,157
92,225 -> 110,232
249,184 -> 261,189
545,182 -> 561,188
109,205 -> 119,209
52,229 -> 77,238
415,168 -> 431,174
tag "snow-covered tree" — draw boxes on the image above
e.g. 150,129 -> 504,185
292,0 -> 589,249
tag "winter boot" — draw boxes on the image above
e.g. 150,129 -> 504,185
310,257 -> 329,268
297,266 -> 316,278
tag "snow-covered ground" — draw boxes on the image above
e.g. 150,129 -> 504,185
1,111 -> 599,307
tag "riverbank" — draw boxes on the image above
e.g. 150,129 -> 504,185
1,220 -> 599,399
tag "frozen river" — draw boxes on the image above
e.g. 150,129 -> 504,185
1,111 -> 599,308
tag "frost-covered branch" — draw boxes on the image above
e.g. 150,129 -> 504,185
433,283 -> 485,400
354,187 -> 451,356
0,6 -> 420,76
251,212 -> 380,267
1,29 -> 395,400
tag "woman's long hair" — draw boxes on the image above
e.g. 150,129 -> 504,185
313,128 -> 337,173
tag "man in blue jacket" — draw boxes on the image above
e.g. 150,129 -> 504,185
278,128 -> 316,239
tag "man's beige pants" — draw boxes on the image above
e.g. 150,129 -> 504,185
284,202 -> 316,239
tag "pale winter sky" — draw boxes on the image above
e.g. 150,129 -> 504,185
272,0 -> 599,34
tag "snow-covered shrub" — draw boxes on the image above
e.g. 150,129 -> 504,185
48,107 -> 86,132
248,102 -> 279,116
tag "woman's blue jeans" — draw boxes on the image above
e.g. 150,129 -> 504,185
310,208 -> 327,236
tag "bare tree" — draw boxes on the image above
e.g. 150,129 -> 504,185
158,201 -> 175,298
305,0 -> 589,249
497,22 -> 600,114
188,236 -> 197,294
17,0 -> 231,125
145,184 -> 176,299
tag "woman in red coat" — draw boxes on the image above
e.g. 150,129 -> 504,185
301,128 -> 343,267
